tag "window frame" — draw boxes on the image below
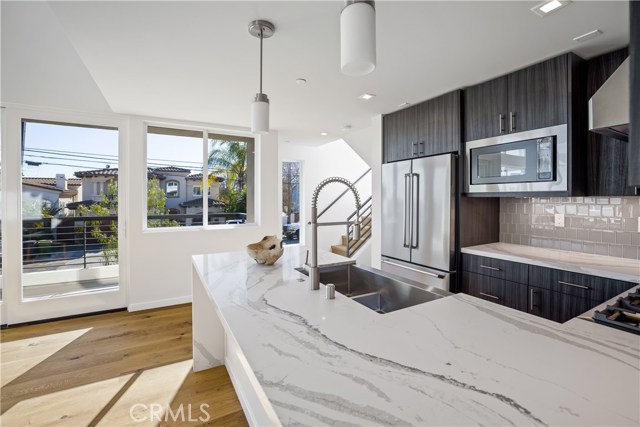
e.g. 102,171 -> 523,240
143,122 -> 256,232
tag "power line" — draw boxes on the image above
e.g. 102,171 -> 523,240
24,148 -> 204,166
24,154 -> 200,171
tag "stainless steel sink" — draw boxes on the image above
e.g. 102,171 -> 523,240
295,263 -> 450,314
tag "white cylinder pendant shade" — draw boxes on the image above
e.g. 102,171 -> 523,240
251,95 -> 270,134
341,1 -> 376,76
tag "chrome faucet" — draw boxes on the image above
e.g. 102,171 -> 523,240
309,177 -> 361,291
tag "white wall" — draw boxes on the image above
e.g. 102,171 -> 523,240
342,117 -> 383,269
126,118 -> 280,311
278,139 -> 371,256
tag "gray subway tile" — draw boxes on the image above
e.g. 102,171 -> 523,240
601,230 -> 616,244
589,230 -> 603,243
622,245 -> 639,260
593,243 -> 609,255
608,244 -> 623,258
616,231 -> 632,246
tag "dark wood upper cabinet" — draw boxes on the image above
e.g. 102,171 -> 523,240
463,76 -> 508,142
629,0 -> 640,188
463,53 -> 582,142
417,91 -> 461,157
508,55 -> 568,133
383,105 -> 417,163
383,90 -> 461,163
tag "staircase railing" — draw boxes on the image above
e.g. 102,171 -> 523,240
345,195 -> 372,257
317,168 -> 372,219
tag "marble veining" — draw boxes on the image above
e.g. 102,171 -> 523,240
462,242 -> 640,283
193,247 -> 640,426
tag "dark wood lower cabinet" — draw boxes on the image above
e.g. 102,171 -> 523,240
462,272 -> 528,312
462,253 -> 636,324
528,286 -> 552,320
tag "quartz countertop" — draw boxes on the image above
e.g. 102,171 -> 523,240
192,246 -> 639,426
462,242 -> 640,283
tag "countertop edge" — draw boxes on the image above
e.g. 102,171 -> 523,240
461,243 -> 640,283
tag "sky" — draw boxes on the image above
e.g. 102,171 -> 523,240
21,122 -> 204,179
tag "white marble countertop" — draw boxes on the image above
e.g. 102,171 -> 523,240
462,242 -> 640,283
193,246 -> 639,426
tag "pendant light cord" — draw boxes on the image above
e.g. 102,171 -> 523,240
259,27 -> 263,94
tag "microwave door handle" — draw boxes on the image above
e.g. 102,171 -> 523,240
411,173 -> 419,249
403,173 -> 411,248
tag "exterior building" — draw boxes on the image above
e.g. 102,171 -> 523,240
21,175 -> 82,217
72,166 -> 225,215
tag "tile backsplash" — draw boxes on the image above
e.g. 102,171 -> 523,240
500,197 -> 640,260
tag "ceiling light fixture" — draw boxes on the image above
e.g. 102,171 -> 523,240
358,93 -> 376,100
295,78 -> 307,84
531,0 -> 571,17
573,29 -> 602,42
341,1 -> 376,76
320,132 -> 329,136
249,20 -> 275,134
398,102 -> 411,107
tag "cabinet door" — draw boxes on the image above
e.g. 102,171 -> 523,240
383,106 -> 418,163
508,55 -> 568,133
417,91 -> 461,156
528,286 -> 553,320
462,272 -> 528,311
463,76 -> 508,141
551,292 -> 593,323
630,0 -> 640,187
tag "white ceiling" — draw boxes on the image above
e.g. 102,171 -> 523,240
2,1 -> 630,145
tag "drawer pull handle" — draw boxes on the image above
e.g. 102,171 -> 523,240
479,292 -> 500,300
558,280 -> 590,290
479,265 -> 501,271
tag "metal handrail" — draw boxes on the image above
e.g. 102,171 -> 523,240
317,168 -> 372,219
346,196 -> 373,257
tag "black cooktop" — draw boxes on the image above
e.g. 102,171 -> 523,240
593,289 -> 640,335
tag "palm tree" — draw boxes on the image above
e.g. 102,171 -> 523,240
208,140 -> 248,213
208,140 -> 247,191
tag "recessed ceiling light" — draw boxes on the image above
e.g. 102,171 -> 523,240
342,125 -> 353,131
295,78 -> 307,84
320,132 -> 328,136
358,93 -> 376,100
573,29 -> 602,43
531,0 -> 571,17
398,102 -> 411,107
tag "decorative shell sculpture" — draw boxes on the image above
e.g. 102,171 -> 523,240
246,235 -> 284,265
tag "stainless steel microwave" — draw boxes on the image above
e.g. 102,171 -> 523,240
464,124 -> 567,194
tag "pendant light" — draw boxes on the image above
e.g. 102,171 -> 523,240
340,0 -> 376,76
249,20 -> 275,134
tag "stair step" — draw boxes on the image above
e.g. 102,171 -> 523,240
331,244 -> 347,256
341,224 -> 372,246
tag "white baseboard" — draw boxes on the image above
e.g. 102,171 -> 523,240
128,295 -> 192,312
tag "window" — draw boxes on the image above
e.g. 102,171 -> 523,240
165,181 -> 179,197
282,161 -> 301,245
145,126 -> 254,229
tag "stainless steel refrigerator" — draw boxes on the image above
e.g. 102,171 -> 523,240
381,153 -> 456,291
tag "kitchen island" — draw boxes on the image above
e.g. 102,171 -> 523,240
192,247 -> 639,426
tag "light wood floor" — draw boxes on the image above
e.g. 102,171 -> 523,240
0,304 -> 248,427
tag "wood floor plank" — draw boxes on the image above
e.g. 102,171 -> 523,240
0,304 -> 248,426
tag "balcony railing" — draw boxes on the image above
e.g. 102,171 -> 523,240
16,212 -> 247,273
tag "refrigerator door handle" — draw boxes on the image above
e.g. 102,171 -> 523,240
411,173 -> 419,249
403,173 -> 411,248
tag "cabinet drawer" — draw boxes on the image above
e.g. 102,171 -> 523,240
462,253 -> 528,283
529,265 -> 636,303
462,271 -> 528,311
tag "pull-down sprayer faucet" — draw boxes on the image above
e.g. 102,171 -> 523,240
309,177 -> 361,291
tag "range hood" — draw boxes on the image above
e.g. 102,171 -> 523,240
588,57 -> 629,141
